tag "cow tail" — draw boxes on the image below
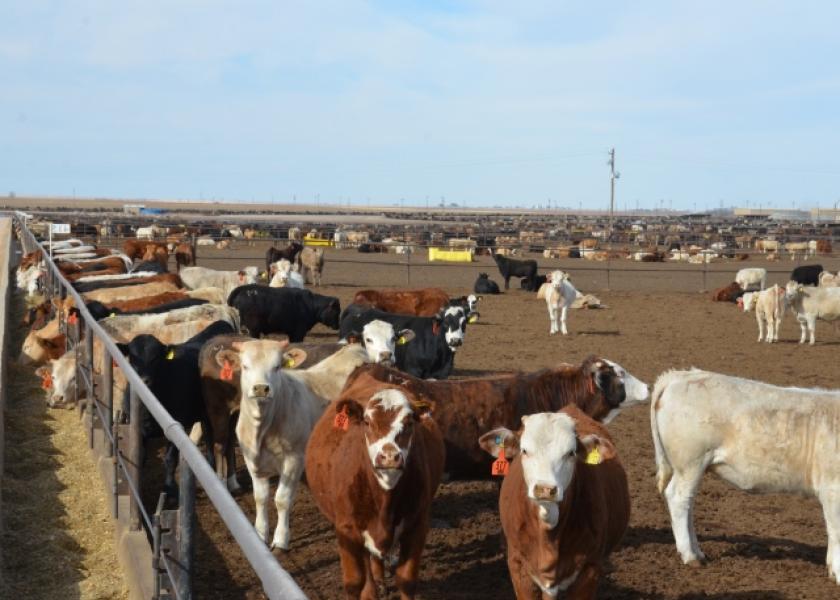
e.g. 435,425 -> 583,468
650,375 -> 673,495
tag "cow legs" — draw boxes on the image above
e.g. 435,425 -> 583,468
807,315 -> 817,345
820,492 -> 840,583
565,563 -> 600,599
664,468 -> 707,565
163,442 -> 179,499
506,552 -> 540,599
560,305 -> 569,335
225,415 -> 241,493
336,534 -> 369,599
755,313 -> 764,342
548,304 -> 558,334
251,474 -> 273,544
271,453 -> 304,550
504,276 -> 510,290
394,524 -> 429,600
797,315 -> 809,344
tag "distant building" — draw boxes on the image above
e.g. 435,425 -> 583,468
733,208 -> 810,220
124,204 -> 146,215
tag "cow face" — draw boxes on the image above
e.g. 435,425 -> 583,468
589,359 -> 649,418
354,320 -> 414,366
19,328 -> 65,365
37,354 -> 77,407
547,270 -> 569,288
785,280 -> 804,302
320,299 -> 341,330
215,340 -> 305,406
739,292 -> 757,312
479,413 -> 616,528
439,306 -> 467,351
338,389 -> 431,490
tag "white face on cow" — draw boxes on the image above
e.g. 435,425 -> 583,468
363,389 -> 417,491
785,280 -> 802,301
221,340 -> 299,405
359,320 -> 413,366
739,292 -> 757,312
603,359 -> 649,409
442,306 -> 467,350
548,270 -> 569,288
467,294 -> 479,314
37,355 -> 77,407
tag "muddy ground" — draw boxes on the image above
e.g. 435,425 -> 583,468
145,243 -> 838,600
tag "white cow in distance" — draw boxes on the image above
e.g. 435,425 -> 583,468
735,268 -> 766,291
738,284 -> 784,342
652,369 -> 840,583
784,281 -> 840,345
545,270 -> 578,335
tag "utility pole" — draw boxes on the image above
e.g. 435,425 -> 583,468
607,148 -> 620,237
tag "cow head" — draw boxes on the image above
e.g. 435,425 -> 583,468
19,328 -> 65,365
36,354 -> 78,407
586,358 -> 649,420
738,292 -> 757,312
479,412 -> 617,529
437,306 -> 468,351
348,320 -> 414,366
785,280 -> 805,302
547,270 -> 569,288
319,298 -> 342,330
336,388 -> 433,490
214,340 -> 305,406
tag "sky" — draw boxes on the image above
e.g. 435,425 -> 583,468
2,1 -> 840,211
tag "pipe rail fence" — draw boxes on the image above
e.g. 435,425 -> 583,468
14,214 -> 307,600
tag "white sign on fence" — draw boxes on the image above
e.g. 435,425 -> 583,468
50,223 -> 71,234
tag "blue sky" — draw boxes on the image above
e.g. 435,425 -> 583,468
2,1 -> 840,210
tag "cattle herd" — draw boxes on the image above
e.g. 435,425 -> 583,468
12,222 -> 840,599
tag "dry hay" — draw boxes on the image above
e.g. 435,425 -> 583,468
1,291 -> 127,599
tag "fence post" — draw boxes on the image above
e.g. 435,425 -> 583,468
103,355 -> 113,457
406,247 -> 411,286
128,386 -> 143,531
177,454 -> 196,600
87,329 -> 96,448
702,256 -> 708,292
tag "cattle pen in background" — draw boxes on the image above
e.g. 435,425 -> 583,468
12,215 -> 307,600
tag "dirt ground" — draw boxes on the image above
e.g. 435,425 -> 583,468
169,244 -> 840,600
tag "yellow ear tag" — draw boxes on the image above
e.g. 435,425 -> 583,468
285,358 -> 295,368
468,315 -> 478,324
397,336 -> 407,345
109,313 -> 116,318
165,349 -> 175,360
585,447 -> 602,465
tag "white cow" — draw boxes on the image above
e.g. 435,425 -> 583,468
651,369 -> 840,583
35,353 -> 77,407
734,268 -> 766,291
269,269 -> 305,289
738,284 -> 784,342
785,242 -> 809,261
545,270 -> 578,335
99,304 -> 240,343
136,225 -> 165,240
819,271 -> 840,288
784,281 -> 840,345
179,266 -> 259,298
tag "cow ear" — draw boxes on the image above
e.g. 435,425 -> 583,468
34,365 -> 51,379
336,398 -> 364,422
282,348 -> 306,369
409,398 -> 435,420
396,329 -> 415,345
215,348 -> 240,370
346,331 -> 362,344
478,428 -> 520,459
577,434 -> 617,465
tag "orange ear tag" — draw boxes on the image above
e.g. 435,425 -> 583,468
220,360 -> 234,382
67,313 -> 78,325
41,372 -> 53,390
491,438 -> 509,477
333,406 -> 350,431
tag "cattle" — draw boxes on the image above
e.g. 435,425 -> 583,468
24,300 -> 52,330
79,282 -> 212,305
72,273 -> 182,294
351,288 -> 450,317
520,274 -> 547,291
651,369 -> 840,582
200,321 -> 411,492
141,244 -> 170,271
99,304 -> 240,344
35,351 -> 77,408
710,282 -> 744,303
494,254 -> 538,290
784,242 -> 809,261
474,272 -> 501,294
265,242 -> 303,274
784,281 -> 840,345
305,379 -> 444,599
756,239 -> 779,253
174,241 -> 196,270
358,242 -> 386,253
58,255 -> 128,276
735,267 -> 766,291
179,266 -> 259,298
344,356 -> 648,479
135,225 -> 166,240
122,239 -> 168,261
339,305 -> 467,380
269,268 -> 305,289
298,247 -> 325,286
209,339 -> 312,548
116,320 -> 235,496
447,294 -> 480,322
738,284 -> 785,343
791,264 -> 823,286
83,297 -> 208,321
817,239 -> 833,255
544,270 -> 578,335
479,405 -> 629,598
20,318 -> 66,365
71,271 -> 159,285
129,260 -> 168,274
820,271 -> 840,287
228,285 -> 340,341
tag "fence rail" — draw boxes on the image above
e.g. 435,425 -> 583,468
13,213 -> 307,600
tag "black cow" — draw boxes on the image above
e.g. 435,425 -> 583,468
130,260 -> 168,274
265,242 -> 303,274
339,304 -> 468,379
83,298 -> 208,321
791,264 -> 823,286
493,253 -> 538,290
227,285 -> 340,341
520,274 -> 547,291
117,320 -> 235,498
474,272 -> 501,294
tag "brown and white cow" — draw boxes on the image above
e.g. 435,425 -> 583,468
306,374 -> 445,599
479,405 -> 629,599
343,356 -> 648,479
352,288 -> 450,317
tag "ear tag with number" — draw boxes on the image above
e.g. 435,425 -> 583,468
491,437 -> 509,476
67,313 -> 78,325
165,349 -> 175,360
585,447 -> 602,465
333,406 -> 350,431
220,360 -> 234,381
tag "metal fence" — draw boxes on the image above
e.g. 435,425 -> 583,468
13,215 -> 306,600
